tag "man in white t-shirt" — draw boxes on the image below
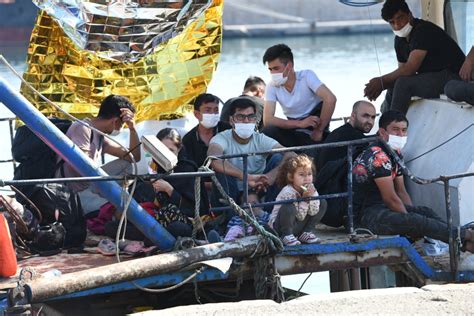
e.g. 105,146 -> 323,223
208,97 -> 290,209
262,44 -> 337,146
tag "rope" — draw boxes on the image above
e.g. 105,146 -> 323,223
366,2 -> 383,82
405,124 -> 473,163
253,256 -> 285,302
201,163 -> 284,253
295,272 -> 313,297
192,173 -> 207,241
131,266 -> 206,294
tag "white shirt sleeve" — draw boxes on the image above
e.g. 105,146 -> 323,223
264,82 -> 278,102
305,70 -> 323,94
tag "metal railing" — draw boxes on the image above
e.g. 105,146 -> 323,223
210,136 -> 474,277
1,116 -> 473,278
210,136 -> 380,234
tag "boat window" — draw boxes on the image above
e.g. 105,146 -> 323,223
444,0 -> 474,53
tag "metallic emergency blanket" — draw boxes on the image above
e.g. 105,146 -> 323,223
21,0 -> 223,121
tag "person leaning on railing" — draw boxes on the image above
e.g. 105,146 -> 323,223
207,97 -> 294,222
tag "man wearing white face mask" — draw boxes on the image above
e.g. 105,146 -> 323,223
364,0 -> 465,114
58,94 -> 141,214
182,93 -> 230,168
208,98 -> 291,211
262,44 -> 337,145
351,111 -> 474,252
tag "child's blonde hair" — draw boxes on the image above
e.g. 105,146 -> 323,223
276,154 -> 315,188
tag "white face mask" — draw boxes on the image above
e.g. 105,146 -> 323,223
233,123 -> 255,139
110,129 -> 121,136
387,134 -> 407,151
200,113 -> 219,129
270,72 -> 288,86
393,22 -> 413,38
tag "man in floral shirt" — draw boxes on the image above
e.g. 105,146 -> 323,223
352,111 -> 474,251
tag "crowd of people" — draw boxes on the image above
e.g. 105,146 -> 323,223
5,0 -> 474,256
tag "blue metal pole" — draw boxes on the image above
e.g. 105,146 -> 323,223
0,77 -> 175,250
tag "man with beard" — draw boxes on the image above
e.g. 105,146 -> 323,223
317,101 -> 376,170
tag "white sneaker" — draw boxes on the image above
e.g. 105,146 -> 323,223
299,232 -> 320,244
282,234 -> 301,246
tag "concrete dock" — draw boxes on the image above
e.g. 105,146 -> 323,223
135,283 -> 474,315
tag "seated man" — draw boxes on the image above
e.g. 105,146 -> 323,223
352,110 -> 474,252
364,0 -> 465,114
317,100 -> 376,170
220,76 -> 266,130
262,43 -> 336,145
207,97 -> 290,208
58,94 -> 141,215
444,46 -> 474,106
182,93 -> 230,168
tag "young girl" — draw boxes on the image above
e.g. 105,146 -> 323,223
268,154 -> 323,246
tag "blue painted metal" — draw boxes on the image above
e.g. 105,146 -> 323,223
46,267 -> 228,301
0,298 -> 7,311
0,77 -> 175,250
281,237 -> 436,279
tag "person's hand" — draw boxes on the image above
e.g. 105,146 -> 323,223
152,179 -> 173,196
248,174 -> 269,192
302,183 -> 316,198
459,58 -> 473,81
120,108 -> 136,129
298,115 -> 320,129
310,129 -> 324,142
364,77 -> 384,101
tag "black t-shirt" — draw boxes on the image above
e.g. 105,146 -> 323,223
395,18 -> 465,74
317,123 -> 366,170
182,121 -> 231,168
352,142 -> 403,218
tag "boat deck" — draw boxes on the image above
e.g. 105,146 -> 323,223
0,225 -> 453,293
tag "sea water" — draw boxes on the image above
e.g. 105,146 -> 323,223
0,33 -> 397,294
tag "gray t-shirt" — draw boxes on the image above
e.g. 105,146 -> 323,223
209,129 -> 279,174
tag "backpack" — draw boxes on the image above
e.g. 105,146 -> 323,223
12,118 -> 72,181
314,158 -> 348,228
28,183 -> 86,249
